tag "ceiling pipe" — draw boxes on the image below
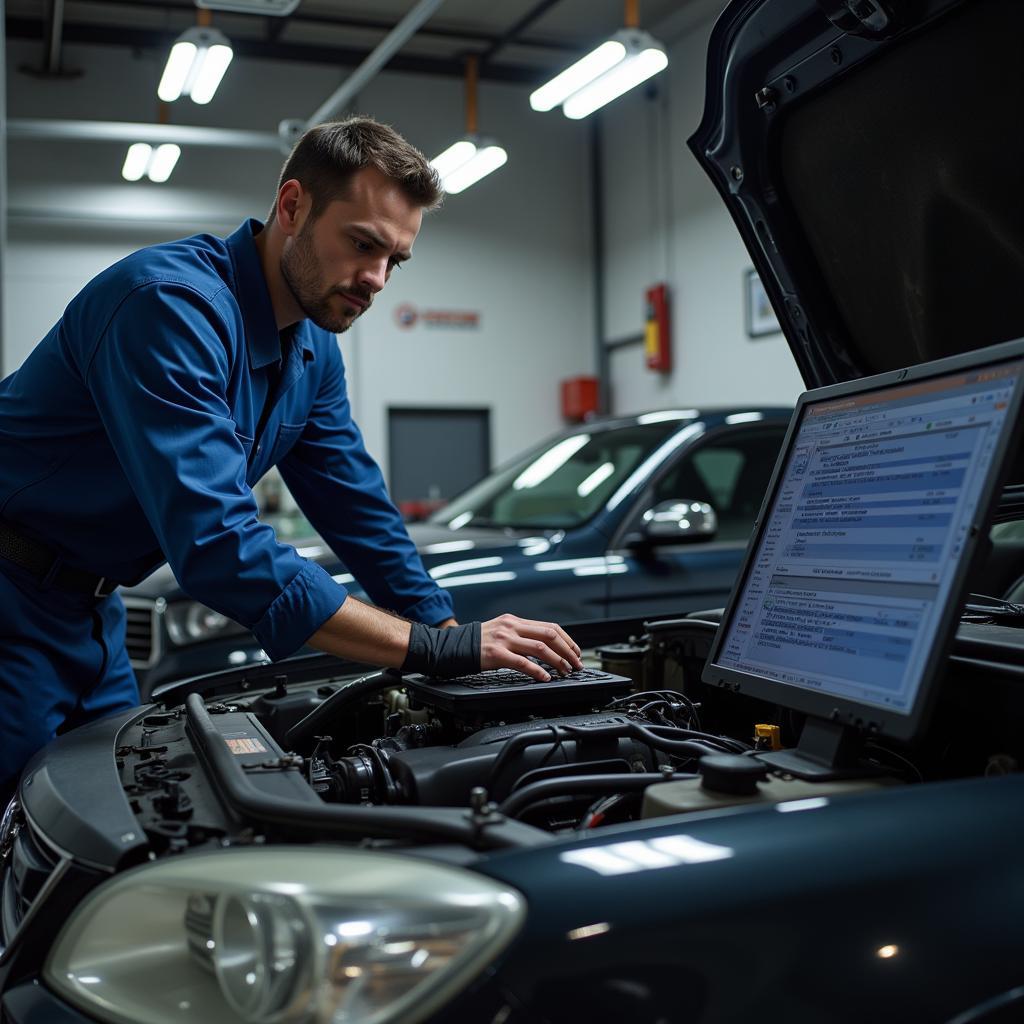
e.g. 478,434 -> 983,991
7,18 -> 542,83
305,0 -> 447,126
66,0 -> 576,53
7,119 -> 280,150
477,0 -> 565,67
46,0 -> 65,74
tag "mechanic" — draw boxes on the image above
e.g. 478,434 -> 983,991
0,116 -> 583,802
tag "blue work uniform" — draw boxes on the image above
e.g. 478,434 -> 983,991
0,219 -> 453,796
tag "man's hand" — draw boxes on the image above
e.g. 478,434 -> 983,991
309,599 -> 582,682
481,613 -> 583,681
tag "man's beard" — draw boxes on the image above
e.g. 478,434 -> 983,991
280,226 -> 371,333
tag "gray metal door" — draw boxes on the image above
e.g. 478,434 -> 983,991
388,407 -> 491,518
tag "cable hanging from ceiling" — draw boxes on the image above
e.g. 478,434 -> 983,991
429,55 -> 508,195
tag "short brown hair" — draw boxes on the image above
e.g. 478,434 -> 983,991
271,116 -> 442,222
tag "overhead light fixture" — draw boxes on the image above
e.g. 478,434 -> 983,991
529,1 -> 668,119
430,56 -> 508,195
121,143 -> 182,183
431,138 -> 507,194
196,0 -> 299,13
158,22 -> 233,104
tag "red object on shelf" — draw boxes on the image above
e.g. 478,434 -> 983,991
561,376 -> 599,422
644,282 -> 672,372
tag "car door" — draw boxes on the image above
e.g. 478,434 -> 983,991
606,424 -> 788,618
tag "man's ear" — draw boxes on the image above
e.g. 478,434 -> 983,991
275,179 -> 309,236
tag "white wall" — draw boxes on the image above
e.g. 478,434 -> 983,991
4,38 -> 594,471
335,71 -> 595,469
599,8 -> 805,414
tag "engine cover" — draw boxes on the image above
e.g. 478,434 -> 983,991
383,713 -> 653,805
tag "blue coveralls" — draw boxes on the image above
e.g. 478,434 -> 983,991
0,220 -> 453,796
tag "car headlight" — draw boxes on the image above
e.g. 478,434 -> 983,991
165,600 -> 248,646
44,847 -> 525,1024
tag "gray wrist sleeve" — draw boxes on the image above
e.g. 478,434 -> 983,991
402,621 -> 482,677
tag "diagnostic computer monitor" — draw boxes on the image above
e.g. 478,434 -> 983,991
703,338 -> 1024,777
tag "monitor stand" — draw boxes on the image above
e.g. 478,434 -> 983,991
754,716 -> 876,781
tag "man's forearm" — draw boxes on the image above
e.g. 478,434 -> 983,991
307,595 -> 411,667
305,596 -> 584,682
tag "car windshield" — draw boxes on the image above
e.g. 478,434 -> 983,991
429,419 -> 688,530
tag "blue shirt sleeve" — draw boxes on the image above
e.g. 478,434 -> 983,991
278,338 -> 455,626
84,281 -> 348,660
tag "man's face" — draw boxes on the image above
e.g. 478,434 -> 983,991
280,166 -> 422,334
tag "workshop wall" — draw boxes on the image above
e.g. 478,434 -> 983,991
598,9 -> 805,413
3,39 -> 594,472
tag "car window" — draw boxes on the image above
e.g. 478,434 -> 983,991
691,448 -> 745,508
431,420 -> 688,530
650,427 -> 787,542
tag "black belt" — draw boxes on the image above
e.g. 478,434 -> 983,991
0,520 -> 119,598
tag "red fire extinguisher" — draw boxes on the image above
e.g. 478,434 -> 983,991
644,283 -> 671,373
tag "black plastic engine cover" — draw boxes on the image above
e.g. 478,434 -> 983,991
384,713 -> 654,805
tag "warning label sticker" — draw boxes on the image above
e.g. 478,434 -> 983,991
224,735 -> 268,756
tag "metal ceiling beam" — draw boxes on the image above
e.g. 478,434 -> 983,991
478,0 -> 567,67
14,0 -> 580,53
307,0 -> 446,126
8,118 -> 281,149
5,17 -> 546,82
46,0 -> 65,73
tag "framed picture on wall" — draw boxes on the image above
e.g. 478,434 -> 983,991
745,268 -> 782,337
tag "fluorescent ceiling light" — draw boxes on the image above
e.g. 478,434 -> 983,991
157,26 -> 233,104
430,140 -> 477,179
120,143 -> 182,183
529,39 -> 625,112
443,145 -> 507,194
196,0 -> 300,13
189,43 -> 234,104
121,143 -> 152,182
429,138 -> 508,195
531,28 -> 668,120
563,46 -> 667,119
158,41 -> 197,102
147,144 -> 182,182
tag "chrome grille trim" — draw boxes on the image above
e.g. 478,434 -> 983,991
121,595 -> 162,668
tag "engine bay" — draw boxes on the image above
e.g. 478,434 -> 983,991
114,612 -> 1024,857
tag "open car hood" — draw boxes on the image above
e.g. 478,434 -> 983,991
688,0 -> 1024,390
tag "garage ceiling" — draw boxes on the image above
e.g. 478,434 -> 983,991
6,0 -> 706,83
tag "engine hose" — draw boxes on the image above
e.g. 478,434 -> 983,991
284,668 -> 402,752
486,721 -> 729,793
497,771 -> 697,819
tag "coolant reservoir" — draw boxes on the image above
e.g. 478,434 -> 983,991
642,754 -> 890,818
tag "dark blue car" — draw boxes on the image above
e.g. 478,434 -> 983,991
122,407 -> 791,694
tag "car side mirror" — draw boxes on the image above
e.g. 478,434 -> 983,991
634,499 -> 719,545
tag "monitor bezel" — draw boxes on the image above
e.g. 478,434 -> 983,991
702,337 -> 1024,744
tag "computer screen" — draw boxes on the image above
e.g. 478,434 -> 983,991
704,340 -> 1024,749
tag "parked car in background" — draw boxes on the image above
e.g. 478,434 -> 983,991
121,406 -> 792,694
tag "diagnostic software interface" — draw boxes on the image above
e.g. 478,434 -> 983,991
713,360 -> 1023,714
